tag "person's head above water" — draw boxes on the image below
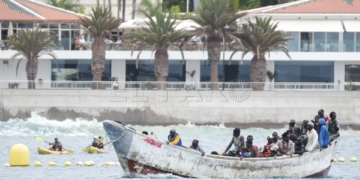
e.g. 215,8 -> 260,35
289,119 -> 296,127
170,128 -> 176,137
233,128 -> 240,137
192,139 -> 199,148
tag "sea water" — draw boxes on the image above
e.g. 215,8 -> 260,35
0,112 -> 359,180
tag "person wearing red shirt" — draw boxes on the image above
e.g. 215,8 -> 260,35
319,109 -> 330,122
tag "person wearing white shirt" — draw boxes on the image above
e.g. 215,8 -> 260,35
305,122 -> 319,152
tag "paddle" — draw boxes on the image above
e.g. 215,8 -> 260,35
36,136 -> 74,154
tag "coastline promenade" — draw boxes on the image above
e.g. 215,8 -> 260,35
0,89 -> 358,129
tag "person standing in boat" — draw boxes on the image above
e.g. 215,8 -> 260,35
327,111 -> 340,142
288,119 -> 301,142
305,122 -> 319,152
222,128 -> 244,156
318,118 -> 330,150
167,128 -> 182,146
49,138 -> 62,151
190,139 -> 205,156
278,131 -> 295,155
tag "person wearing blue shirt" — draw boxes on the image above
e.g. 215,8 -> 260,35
318,118 -> 330,150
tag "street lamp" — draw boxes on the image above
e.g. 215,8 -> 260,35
222,24 -> 230,90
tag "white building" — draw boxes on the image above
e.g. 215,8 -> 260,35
1,0 -> 360,91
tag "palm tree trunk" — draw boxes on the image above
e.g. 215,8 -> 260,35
154,48 -> 169,90
122,0 -> 126,21
132,0 -> 136,19
250,55 -> 267,91
207,35 -> 221,90
26,59 -> 37,89
91,37 -> 106,89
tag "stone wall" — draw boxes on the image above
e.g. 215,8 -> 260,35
1,89 -> 359,128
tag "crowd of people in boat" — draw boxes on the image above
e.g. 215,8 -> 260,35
151,109 -> 340,158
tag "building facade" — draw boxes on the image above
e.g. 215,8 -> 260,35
1,0 -> 360,91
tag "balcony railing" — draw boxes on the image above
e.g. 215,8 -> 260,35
1,80 -> 358,91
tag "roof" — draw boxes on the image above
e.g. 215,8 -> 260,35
0,0 -> 85,22
265,0 -> 360,14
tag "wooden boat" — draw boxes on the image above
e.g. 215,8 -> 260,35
103,120 -> 339,178
37,147 -> 68,155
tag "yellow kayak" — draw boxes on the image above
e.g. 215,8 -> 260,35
87,146 -> 106,154
38,147 -> 68,155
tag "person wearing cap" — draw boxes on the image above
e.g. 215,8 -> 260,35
92,136 -> 100,149
190,139 -> 205,156
167,128 -> 182,146
318,118 -> 330,150
305,122 -> 319,152
223,128 -> 244,156
294,137 -> 305,155
49,138 -> 63,151
97,136 -> 105,149
262,135 -> 275,157
288,119 -> 301,142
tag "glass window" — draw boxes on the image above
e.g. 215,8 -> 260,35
18,23 -> 33,29
343,32 -> 355,52
327,32 -> 339,52
275,61 -> 334,82
71,24 -> 80,29
61,31 -> 71,50
300,32 -> 313,52
356,33 -> 360,52
1,22 -> 9,28
287,32 -> 299,52
51,60 -> 112,81
200,60 -> 251,82
61,24 -> 70,29
314,32 -> 325,52
38,23 -> 49,28
126,60 -> 186,82
345,65 -> 360,82
1,29 -> 16,40
49,23 -> 59,29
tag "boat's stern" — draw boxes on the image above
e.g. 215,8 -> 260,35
103,120 -> 134,173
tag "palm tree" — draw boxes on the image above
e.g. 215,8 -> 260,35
5,28 -> 57,89
231,17 -> 292,91
47,0 -> 85,13
187,0 -> 247,90
79,8 -> 121,89
136,0 -> 162,17
125,7 -> 192,90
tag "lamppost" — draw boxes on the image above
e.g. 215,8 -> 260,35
222,24 -> 229,90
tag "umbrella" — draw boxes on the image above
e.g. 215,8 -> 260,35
7,22 -> 13,38
174,20 -> 201,31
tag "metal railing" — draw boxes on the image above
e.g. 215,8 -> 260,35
1,80 -> 358,91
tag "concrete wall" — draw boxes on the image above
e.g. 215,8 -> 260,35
0,89 -> 359,128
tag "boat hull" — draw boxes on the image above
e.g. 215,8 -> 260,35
87,146 -> 105,154
37,147 -> 68,155
103,120 -> 338,179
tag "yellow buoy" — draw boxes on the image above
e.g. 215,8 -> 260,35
34,161 -> 42,167
9,144 -> 30,167
84,161 -> 91,166
350,157 -> 357,162
48,161 -> 56,166
338,158 -> 345,162
64,161 -> 71,167
105,162 -> 115,166
4,163 -> 10,167
76,161 -> 83,166
89,160 -> 94,166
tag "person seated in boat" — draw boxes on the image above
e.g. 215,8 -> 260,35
97,136 -> 105,149
190,139 -> 205,156
294,137 -> 305,155
327,111 -> 340,142
300,120 -> 309,146
262,135 -> 277,157
288,119 -> 301,142
240,140 -> 257,158
319,109 -> 330,122
150,132 -> 157,139
166,128 -> 182,146
92,136 -> 100,148
222,128 -> 244,156
48,138 -> 62,151
305,122 -> 319,152
278,131 -> 295,155
311,115 -> 321,134
272,132 -> 281,145
318,118 -> 330,151
246,135 -> 259,157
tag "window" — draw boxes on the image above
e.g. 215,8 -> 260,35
314,32 -> 325,52
287,32 -> 299,52
200,61 -> 250,82
345,65 -> 360,82
51,60 -> 112,81
300,32 -> 313,52
275,61 -> 334,82
126,60 -> 186,82
327,32 -> 339,52
356,33 -> 360,52
343,32 -> 355,52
